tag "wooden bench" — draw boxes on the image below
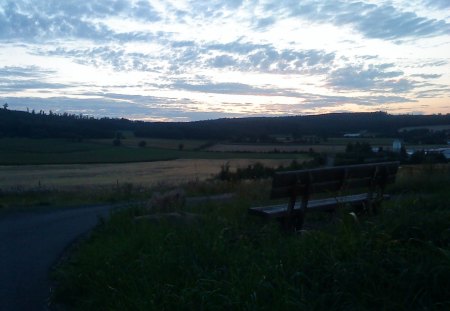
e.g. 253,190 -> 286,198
249,162 -> 399,231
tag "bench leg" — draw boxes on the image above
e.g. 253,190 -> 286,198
280,212 -> 305,232
293,214 -> 305,231
370,199 -> 383,215
358,198 -> 383,215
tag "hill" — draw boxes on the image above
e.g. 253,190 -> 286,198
1,108 -> 449,141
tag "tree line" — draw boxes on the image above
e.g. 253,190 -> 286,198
1,108 -> 449,141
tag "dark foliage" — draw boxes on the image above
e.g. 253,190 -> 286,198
217,155 -> 326,181
408,150 -> 447,164
335,142 -> 401,165
1,109 -> 449,141
400,128 -> 448,144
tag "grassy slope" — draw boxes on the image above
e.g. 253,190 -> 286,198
52,168 -> 450,310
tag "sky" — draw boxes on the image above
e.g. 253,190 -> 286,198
0,0 -> 449,121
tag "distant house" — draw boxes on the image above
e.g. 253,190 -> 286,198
392,139 -> 403,153
343,133 -> 361,138
269,135 -> 294,143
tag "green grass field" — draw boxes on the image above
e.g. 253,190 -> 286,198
51,167 -> 450,310
0,138 -> 308,165
90,138 -> 209,150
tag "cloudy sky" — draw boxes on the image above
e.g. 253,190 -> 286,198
1,0 -> 449,121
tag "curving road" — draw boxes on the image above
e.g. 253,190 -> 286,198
0,204 -> 122,311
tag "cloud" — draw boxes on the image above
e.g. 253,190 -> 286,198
411,73 -> 442,79
254,17 -> 276,29
1,1 -> 448,120
130,0 -> 161,22
40,39 -> 336,75
0,66 -> 67,92
208,55 -> 238,68
0,2 -> 106,41
170,80 -> 278,96
264,0 -> 450,40
0,80 -> 69,92
168,78 -> 417,110
2,0 -> 448,45
3,95 -> 162,118
414,86 -> 450,98
3,95 -> 245,121
0,0 -> 161,42
207,41 -> 270,55
414,60 -> 448,68
42,46 -> 162,72
327,63 -> 417,92
423,0 -> 450,9
0,66 -> 55,78
299,94 -> 416,109
187,0 -> 244,19
206,41 -> 336,74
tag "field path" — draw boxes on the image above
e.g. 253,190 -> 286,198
0,204 -> 123,311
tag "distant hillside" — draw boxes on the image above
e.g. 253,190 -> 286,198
1,108 -> 449,141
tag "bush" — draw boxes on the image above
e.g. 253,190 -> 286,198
217,158 -> 321,182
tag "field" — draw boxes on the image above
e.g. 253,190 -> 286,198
51,165 -> 450,310
90,138 -> 209,150
0,138 -> 308,165
399,125 -> 450,132
207,139 -> 450,156
205,137 -> 399,153
0,137 -> 311,207
0,138 -> 175,165
207,143 -> 347,153
2,134 -> 450,309
0,158 -> 296,191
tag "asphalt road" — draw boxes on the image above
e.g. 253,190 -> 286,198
0,204 -> 120,311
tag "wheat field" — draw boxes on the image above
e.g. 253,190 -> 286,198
0,159 -> 295,190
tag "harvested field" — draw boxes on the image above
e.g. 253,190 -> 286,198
0,159 -> 295,191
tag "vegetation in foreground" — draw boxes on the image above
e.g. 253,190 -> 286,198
0,183 -> 153,211
51,167 -> 450,310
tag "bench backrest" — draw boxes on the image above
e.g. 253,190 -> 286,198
271,162 -> 399,199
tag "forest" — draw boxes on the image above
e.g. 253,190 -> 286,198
1,108 -> 449,142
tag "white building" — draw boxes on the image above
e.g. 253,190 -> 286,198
392,139 -> 402,153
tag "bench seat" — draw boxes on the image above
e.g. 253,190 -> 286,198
249,193 -> 391,218
249,161 -> 399,231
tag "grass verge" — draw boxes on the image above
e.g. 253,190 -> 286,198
51,168 -> 450,310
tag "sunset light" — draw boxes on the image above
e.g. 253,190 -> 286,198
1,0 -> 449,120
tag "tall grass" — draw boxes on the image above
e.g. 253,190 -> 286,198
51,168 -> 450,310
0,183 -> 153,210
